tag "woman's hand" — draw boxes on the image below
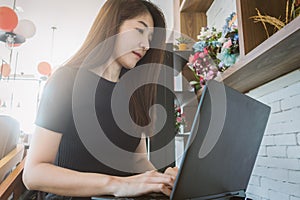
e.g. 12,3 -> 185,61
113,170 -> 175,197
164,167 -> 178,180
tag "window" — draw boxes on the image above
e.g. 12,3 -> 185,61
0,78 -> 45,135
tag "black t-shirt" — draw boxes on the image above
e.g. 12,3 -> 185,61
36,66 -> 141,177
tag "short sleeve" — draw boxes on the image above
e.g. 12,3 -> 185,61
35,67 -> 76,134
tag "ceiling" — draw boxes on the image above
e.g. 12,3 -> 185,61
0,0 -> 174,77
0,0 -> 106,76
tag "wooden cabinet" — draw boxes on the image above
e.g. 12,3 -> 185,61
178,0 -> 300,93
179,0 -> 213,40
180,12 -> 207,41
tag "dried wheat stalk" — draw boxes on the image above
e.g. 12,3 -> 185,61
250,0 -> 299,38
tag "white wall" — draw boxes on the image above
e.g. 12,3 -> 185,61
207,0 -> 236,30
246,69 -> 300,200
150,0 -> 174,42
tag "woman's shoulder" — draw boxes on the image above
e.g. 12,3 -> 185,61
46,66 -> 98,91
42,66 -> 79,96
50,66 -> 78,81
51,66 -> 98,81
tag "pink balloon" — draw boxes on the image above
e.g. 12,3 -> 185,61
0,63 -> 11,77
37,62 -> 52,75
0,7 -> 18,31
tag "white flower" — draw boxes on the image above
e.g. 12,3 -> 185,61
218,37 -> 226,43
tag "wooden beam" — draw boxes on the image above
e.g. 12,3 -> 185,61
180,0 -> 214,12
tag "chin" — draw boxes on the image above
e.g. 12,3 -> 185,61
123,62 -> 137,70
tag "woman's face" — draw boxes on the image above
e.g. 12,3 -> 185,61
113,13 -> 154,69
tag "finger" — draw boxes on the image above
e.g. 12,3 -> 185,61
142,175 -> 174,188
158,184 -> 172,197
143,183 -> 172,197
145,170 -> 174,182
127,171 -> 175,188
164,167 -> 178,178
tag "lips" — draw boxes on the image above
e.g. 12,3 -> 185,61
132,51 -> 142,59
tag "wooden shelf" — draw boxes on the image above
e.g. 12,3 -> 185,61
215,16 -> 300,93
180,0 -> 214,12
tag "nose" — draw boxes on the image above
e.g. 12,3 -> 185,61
140,38 -> 150,51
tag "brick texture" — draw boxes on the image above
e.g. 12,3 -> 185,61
244,71 -> 300,199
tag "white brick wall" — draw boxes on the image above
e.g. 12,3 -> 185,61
287,146 -> 300,159
268,190 -> 290,200
246,69 -> 300,200
291,196 -> 300,200
267,146 -> 286,157
289,171 -> 300,184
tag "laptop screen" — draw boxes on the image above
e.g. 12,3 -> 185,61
171,80 -> 270,200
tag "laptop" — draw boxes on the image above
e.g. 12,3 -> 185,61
93,80 -> 271,200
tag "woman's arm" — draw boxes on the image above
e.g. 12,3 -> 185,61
133,135 -> 156,172
133,135 -> 178,182
23,126 -> 174,197
23,126 -> 116,197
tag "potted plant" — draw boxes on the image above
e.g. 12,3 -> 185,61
175,36 -> 192,51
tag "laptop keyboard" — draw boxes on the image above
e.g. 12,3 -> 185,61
135,193 -> 169,200
92,193 -> 169,200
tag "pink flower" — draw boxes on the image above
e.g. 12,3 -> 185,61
199,76 -> 205,87
193,52 -> 200,61
198,52 -> 206,58
176,117 -> 182,123
206,70 -> 216,80
189,54 -> 194,64
222,39 -> 232,48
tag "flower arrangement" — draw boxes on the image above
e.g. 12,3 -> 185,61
175,104 -> 185,133
187,12 -> 239,92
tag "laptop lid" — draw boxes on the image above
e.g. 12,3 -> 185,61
170,80 -> 270,200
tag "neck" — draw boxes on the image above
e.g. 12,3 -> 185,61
91,58 -> 122,82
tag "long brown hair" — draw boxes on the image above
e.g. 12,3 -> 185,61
65,0 -> 166,129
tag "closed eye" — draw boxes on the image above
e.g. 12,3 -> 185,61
136,28 -> 144,34
136,28 -> 152,44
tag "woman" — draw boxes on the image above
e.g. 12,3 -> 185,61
23,0 -> 178,199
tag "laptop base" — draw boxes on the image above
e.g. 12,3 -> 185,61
92,190 -> 248,200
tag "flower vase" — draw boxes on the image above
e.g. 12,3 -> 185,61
179,124 -> 184,134
195,88 -> 203,103
178,43 -> 187,51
